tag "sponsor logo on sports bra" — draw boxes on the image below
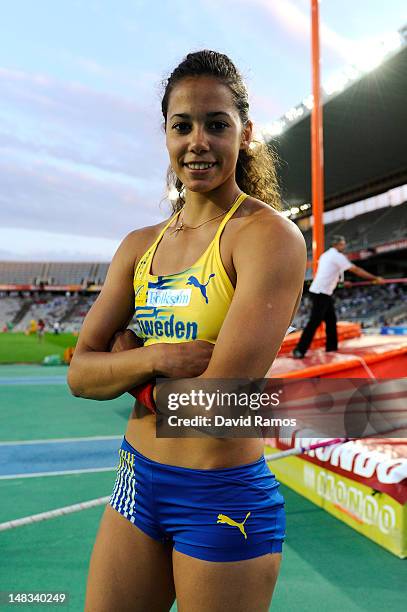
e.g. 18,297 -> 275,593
137,313 -> 198,340
146,288 -> 192,307
216,512 -> 251,539
186,274 -> 215,304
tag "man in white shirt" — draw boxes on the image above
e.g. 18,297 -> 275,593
293,236 -> 383,358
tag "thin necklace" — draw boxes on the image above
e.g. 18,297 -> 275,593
172,193 -> 242,235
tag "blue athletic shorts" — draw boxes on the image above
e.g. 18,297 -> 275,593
109,437 -> 285,562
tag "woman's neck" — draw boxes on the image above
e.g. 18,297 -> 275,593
182,181 -> 242,226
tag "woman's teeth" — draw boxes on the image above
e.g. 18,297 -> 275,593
185,162 -> 216,170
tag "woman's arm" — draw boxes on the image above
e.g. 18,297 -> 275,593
67,230 -> 161,400
201,212 -> 307,379
67,230 -> 214,401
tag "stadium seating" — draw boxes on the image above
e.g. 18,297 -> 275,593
0,297 -> 22,329
0,262 -> 110,286
2,284 -> 404,336
0,294 -> 97,333
291,284 -> 407,331
302,200 -> 407,255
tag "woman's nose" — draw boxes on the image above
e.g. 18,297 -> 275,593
188,126 -> 210,153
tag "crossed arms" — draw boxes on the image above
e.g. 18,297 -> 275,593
68,212 -> 307,400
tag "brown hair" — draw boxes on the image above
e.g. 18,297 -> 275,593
161,50 -> 281,212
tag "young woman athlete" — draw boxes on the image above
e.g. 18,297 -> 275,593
68,50 -> 306,612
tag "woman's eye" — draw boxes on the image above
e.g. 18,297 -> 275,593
209,121 -> 229,130
171,121 -> 229,133
172,122 -> 191,132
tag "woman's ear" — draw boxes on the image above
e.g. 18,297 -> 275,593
240,120 -> 253,150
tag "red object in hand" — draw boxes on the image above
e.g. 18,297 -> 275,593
130,381 -> 156,414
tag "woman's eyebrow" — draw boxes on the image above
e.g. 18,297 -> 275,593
206,111 -> 231,118
169,111 -> 231,120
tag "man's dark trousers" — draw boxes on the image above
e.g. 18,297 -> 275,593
295,292 -> 338,355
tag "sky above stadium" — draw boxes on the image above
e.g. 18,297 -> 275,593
1,0 -> 406,262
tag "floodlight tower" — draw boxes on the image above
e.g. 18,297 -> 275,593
310,0 -> 324,274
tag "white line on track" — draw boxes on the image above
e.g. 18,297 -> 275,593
0,435 -> 122,446
0,466 -> 116,480
0,496 -> 110,531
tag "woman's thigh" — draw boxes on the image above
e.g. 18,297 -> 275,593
84,505 -> 176,612
172,549 -> 281,612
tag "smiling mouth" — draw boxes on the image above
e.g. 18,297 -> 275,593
184,162 -> 217,170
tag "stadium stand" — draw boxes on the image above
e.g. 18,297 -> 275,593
63,295 -> 97,331
0,297 -> 21,329
0,262 -> 109,286
302,200 -> 407,255
0,293 -> 97,333
14,296 -> 75,332
291,285 -> 407,331
1,283 -> 405,336
271,44 -> 407,212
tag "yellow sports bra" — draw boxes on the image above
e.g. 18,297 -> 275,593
133,193 -> 248,346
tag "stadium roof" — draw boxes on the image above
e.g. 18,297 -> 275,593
270,44 -> 407,212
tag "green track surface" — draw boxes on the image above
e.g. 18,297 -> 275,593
0,365 -> 406,611
0,472 -> 116,524
1,483 -> 405,612
0,333 -> 77,364
0,366 -> 130,441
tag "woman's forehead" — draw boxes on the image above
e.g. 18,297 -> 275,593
167,76 -> 236,114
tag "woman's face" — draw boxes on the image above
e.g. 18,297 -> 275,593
165,76 -> 252,194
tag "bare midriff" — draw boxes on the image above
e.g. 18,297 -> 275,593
125,407 -> 264,469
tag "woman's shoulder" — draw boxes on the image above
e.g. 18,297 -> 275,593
114,216 -> 175,266
230,196 -> 307,275
234,196 -> 305,245
126,218 -> 171,245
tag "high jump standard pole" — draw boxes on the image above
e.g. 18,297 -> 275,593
311,0 -> 324,274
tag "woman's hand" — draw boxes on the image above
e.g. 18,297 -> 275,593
109,329 -> 143,353
107,333 -> 214,412
155,340 -> 214,379
109,331 -> 214,379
